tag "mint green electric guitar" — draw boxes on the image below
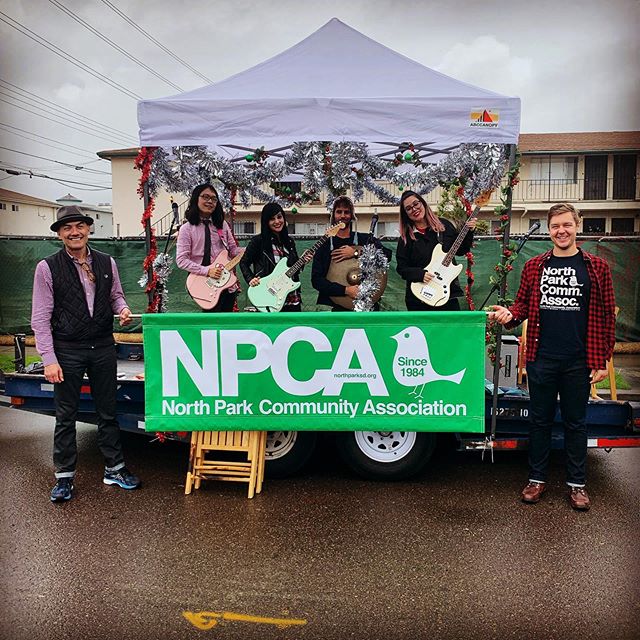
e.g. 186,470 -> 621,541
248,223 -> 344,312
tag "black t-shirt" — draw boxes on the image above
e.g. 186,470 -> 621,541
537,252 -> 591,359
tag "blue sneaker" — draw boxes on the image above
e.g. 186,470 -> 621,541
51,477 -> 74,502
103,467 -> 141,490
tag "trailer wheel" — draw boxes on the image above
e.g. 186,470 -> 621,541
336,431 -> 437,480
264,431 -> 317,478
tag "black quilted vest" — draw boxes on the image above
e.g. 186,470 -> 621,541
45,248 -> 115,347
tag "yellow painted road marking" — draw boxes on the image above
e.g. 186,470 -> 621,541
183,610 -> 307,631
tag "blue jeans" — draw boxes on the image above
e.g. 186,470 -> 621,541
526,356 -> 590,486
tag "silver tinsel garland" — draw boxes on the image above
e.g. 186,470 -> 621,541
138,252 -> 174,313
353,244 -> 390,312
145,142 -> 510,208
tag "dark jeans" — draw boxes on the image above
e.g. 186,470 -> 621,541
204,290 -> 237,313
53,344 -> 124,477
526,356 -> 590,486
405,297 -> 461,312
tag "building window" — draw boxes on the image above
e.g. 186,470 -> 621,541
294,222 -> 326,235
583,217 -> 606,234
611,217 -> 634,235
377,222 -> 399,237
11,204 -> 19,211
613,154 -> 637,200
529,156 -> 578,182
0,202 -> 6,210
272,181 -> 302,198
233,221 -> 255,235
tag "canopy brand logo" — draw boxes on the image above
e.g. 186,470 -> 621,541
469,109 -> 499,128
159,326 -> 466,399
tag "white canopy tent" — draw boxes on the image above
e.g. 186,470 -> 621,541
137,18 -> 520,155
136,19 -> 520,435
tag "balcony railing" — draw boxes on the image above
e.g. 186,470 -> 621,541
147,176 -> 639,234
247,177 -> 638,209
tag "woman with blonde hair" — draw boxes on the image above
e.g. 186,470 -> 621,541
396,190 -> 475,311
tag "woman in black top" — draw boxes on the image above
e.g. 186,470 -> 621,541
240,202 -> 305,312
396,190 -> 475,311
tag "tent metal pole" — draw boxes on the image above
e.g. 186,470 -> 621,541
489,143 -> 518,442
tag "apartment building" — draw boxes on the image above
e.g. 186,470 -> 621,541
98,131 -> 639,237
0,189 -> 113,237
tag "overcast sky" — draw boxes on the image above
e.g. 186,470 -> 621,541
1,0 -> 638,204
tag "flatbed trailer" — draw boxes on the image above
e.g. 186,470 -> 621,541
3,348 -> 640,480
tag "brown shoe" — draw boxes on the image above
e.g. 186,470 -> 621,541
569,487 -> 590,511
522,481 -> 545,503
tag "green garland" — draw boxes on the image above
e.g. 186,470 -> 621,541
485,153 -> 521,363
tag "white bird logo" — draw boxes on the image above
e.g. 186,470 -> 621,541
391,326 -> 466,398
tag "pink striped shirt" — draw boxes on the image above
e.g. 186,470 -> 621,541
31,248 -> 128,366
176,220 -> 241,292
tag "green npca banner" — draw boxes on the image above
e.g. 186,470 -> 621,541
143,311 -> 486,433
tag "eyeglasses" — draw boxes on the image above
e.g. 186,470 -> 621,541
199,194 -> 218,203
404,201 -> 422,214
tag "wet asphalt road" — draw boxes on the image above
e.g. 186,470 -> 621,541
1,405 -> 639,640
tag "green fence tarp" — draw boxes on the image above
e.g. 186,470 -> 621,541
1,236 -> 638,341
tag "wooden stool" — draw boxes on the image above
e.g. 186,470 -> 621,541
517,319 -> 528,385
185,430 -> 267,498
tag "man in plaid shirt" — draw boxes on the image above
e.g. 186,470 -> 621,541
490,203 -> 616,511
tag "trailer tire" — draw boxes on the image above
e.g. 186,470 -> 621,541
264,431 -> 317,478
336,431 -> 437,480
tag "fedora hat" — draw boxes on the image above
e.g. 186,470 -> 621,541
51,205 -> 94,232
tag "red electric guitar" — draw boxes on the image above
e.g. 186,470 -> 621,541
186,248 -> 245,310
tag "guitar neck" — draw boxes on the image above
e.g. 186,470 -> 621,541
223,250 -> 244,271
441,205 -> 480,266
285,234 -> 331,278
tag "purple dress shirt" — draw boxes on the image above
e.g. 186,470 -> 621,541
31,248 -> 129,366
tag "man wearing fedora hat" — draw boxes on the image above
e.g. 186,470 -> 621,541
32,205 -> 141,502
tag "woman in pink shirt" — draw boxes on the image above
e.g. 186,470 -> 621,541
176,183 -> 241,312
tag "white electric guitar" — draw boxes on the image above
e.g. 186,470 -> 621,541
410,206 -> 480,307
248,223 -> 344,312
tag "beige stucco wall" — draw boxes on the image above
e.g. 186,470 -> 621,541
0,200 -> 57,236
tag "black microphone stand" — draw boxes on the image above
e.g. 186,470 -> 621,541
156,201 -> 180,313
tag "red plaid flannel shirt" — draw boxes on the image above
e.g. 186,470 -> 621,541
507,249 -> 616,370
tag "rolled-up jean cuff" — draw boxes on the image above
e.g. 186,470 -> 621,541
567,482 -> 586,488
105,462 -> 125,473
55,471 -> 75,479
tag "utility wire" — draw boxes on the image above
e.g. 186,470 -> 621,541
0,78 -> 138,142
0,158 -> 92,176
0,11 -> 141,100
0,122 -> 102,155
48,0 -> 184,92
0,147 -> 112,175
0,96 -> 134,146
0,166 -> 111,189
99,0 -> 213,84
